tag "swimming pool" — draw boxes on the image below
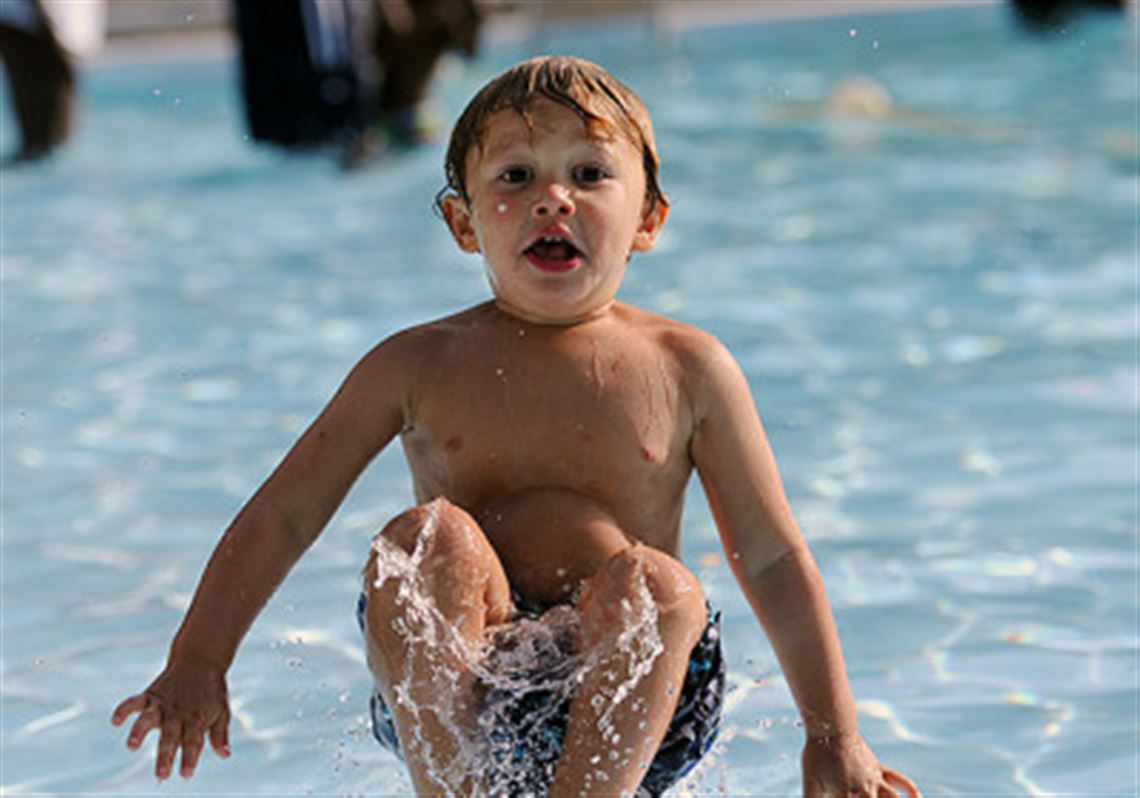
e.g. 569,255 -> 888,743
1,3 -> 1135,794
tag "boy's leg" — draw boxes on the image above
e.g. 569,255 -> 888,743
362,497 -> 512,795
549,545 -> 708,796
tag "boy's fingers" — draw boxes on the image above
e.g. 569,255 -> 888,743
111,694 -> 147,725
884,769 -> 921,798
208,713 -> 231,757
179,731 -> 205,779
126,704 -> 160,750
155,719 -> 182,780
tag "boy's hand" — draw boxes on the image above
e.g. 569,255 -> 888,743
802,732 -> 920,797
110,658 -> 231,780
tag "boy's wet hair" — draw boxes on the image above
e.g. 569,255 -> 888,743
436,55 -> 668,216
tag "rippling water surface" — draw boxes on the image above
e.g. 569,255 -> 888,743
2,4 -> 1135,794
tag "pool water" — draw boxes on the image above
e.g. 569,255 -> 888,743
2,3 -> 1135,794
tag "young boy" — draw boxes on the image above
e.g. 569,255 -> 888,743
112,56 -> 920,797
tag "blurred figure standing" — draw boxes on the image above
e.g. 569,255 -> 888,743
371,0 -> 481,146
232,0 -> 483,164
233,0 -> 373,149
0,0 -> 105,164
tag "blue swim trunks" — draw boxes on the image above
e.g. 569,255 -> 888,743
355,592 -> 724,796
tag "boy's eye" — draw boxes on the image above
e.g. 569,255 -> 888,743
573,165 -> 608,184
499,166 -> 532,184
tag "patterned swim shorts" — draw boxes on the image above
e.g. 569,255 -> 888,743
356,591 -> 725,796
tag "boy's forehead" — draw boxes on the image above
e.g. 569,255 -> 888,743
475,102 -> 623,157
485,102 -> 585,140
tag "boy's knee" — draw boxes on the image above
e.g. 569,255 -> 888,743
633,547 -> 706,635
370,497 -> 482,565
365,497 -> 510,625
581,545 -> 706,644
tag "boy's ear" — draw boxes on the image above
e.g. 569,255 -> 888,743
631,201 -> 669,253
441,193 -> 481,253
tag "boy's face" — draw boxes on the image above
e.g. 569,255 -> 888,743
442,99 -> 667,325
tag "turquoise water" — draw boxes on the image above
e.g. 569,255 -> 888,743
2,4 -> 1135,794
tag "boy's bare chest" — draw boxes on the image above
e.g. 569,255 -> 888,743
398,335 -> 693,527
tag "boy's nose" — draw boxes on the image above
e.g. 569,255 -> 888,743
532,183 -> 574,217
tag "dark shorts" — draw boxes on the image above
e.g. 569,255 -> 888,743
356,591 -> 725,796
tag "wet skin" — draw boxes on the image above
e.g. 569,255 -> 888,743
397,302 -> 699,607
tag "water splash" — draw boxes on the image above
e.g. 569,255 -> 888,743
369,504 -> 484,792
369,519 -> 665,795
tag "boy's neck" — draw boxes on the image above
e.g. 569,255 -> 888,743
491,298 -> 616,327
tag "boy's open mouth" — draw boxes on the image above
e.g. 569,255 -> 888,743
524,236 -> 583,273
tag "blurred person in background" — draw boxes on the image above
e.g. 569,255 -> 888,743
0,0 -> 104,164
233,0 -> 374,151
232,0 -> 482,166
369,0 -> 482,147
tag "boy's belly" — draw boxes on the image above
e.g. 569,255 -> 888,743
478,487 -> 633,609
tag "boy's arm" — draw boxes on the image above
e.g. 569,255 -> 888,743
111,336 -> 412,780
688,335 -> 919,796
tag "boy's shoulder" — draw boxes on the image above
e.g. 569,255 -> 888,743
371,302 -> 499,354
614,303 -> 749,419
614,302 -> 737,370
